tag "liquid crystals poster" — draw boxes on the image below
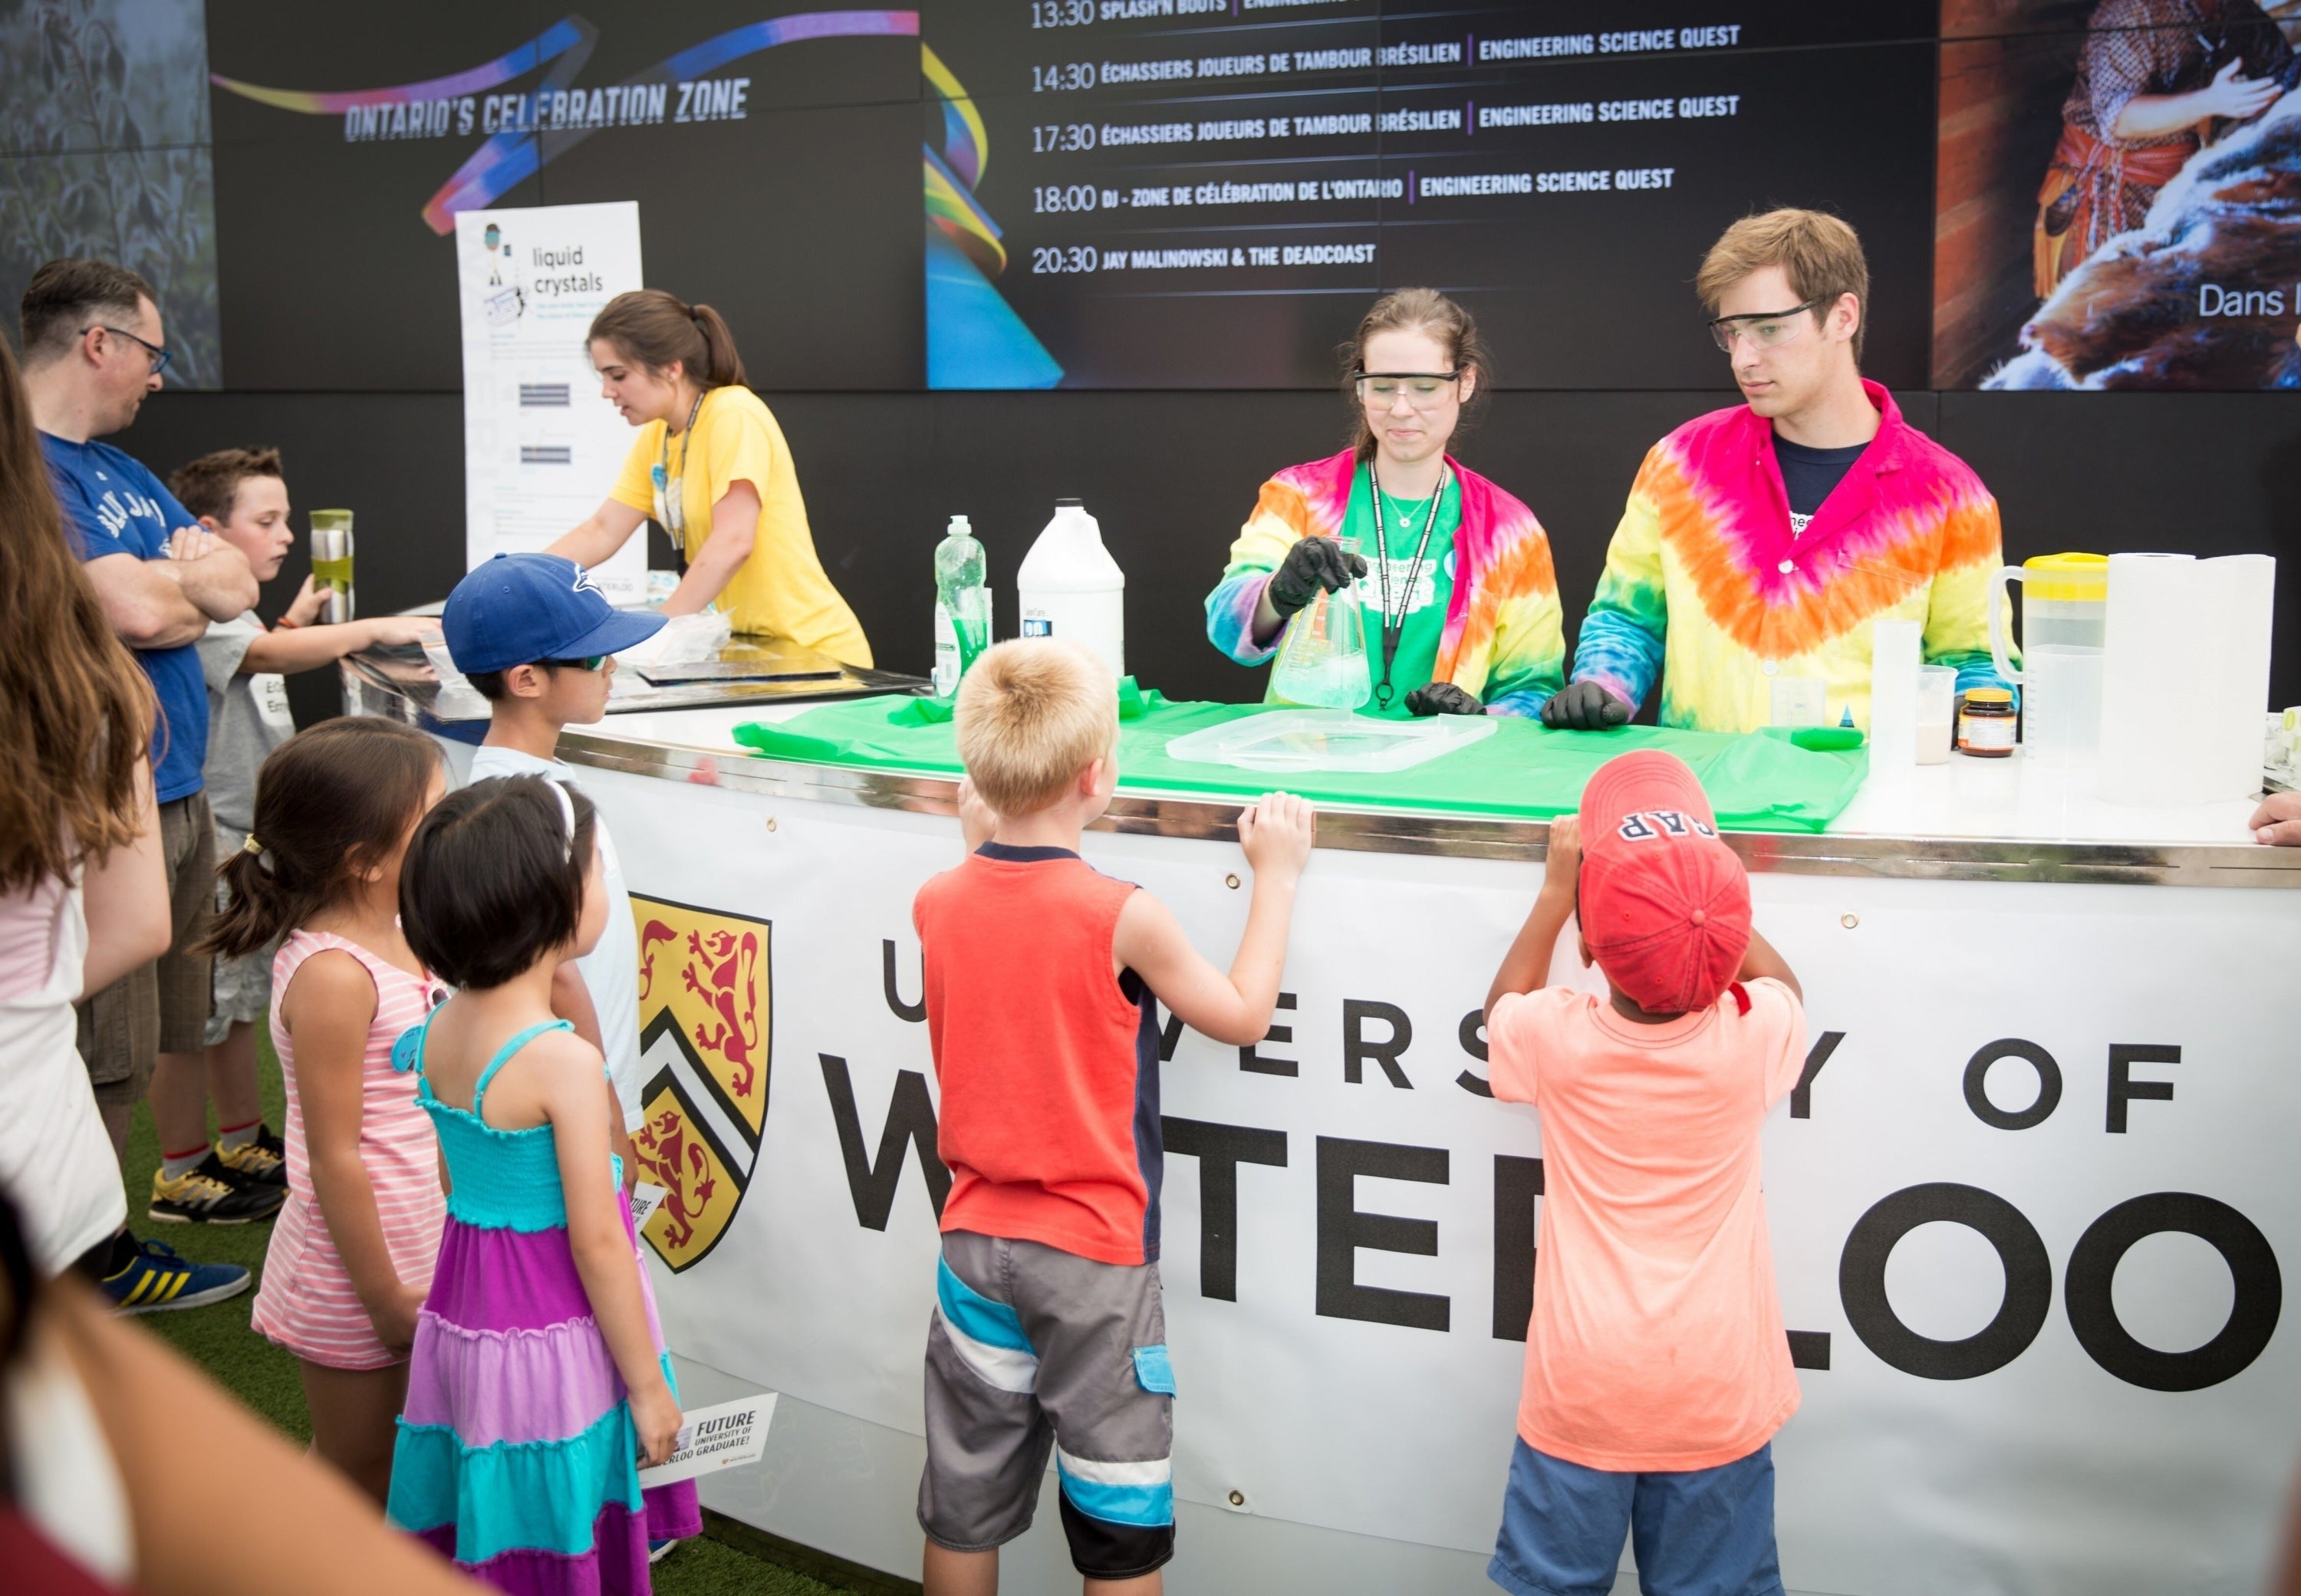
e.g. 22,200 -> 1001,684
457,201 -> 645,597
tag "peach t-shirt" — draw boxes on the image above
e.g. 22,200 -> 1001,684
1488,976 -> 1806,1472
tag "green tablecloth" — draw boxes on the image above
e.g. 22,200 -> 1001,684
732,693 -> 1867,833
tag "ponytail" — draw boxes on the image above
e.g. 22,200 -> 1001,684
687,302 -> 747,389
196,717 -> 442,960
204,840 -> 309,962
589,289 -> 746,390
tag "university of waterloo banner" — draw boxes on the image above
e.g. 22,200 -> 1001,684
629,894 -> 771,1272
581,767 -> 2299,1596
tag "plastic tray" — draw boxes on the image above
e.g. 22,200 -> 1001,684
1162,710 -> 1499,774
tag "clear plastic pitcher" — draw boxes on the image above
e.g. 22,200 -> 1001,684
1270,539 -> 1371,710
1990,553 -> 2106,656
1989,552 -> 2106,762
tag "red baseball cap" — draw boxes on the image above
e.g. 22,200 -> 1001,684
1575,750 -> 1751,1015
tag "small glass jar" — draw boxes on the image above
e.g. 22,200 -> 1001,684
1957,687 -> 2017,758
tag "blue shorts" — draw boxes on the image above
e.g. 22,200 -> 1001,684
1488,1437 -> 1783,1596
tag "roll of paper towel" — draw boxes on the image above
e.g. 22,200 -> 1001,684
2204,554 -> 2276,799
1868,617 -> 1921,775
2098,552 -> 2276,806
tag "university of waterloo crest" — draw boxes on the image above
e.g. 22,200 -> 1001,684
629,894 -> 770,1272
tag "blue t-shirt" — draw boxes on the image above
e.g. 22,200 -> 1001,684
41,433 -> 209,803
1772,433 -> 1868,538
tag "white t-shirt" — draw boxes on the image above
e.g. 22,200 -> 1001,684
466,747 -> 645,1131
0,877 -> 129,1274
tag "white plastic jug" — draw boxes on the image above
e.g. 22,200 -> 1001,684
1988,553 -> 2107,764
1017,499 -> 1125,682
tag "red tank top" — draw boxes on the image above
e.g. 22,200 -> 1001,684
913,843 -> 1162,1266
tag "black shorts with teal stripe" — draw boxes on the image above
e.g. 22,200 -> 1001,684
919,1229 -> 1176,1580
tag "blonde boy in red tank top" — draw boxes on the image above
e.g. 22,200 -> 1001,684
912,640 -> 1314,1596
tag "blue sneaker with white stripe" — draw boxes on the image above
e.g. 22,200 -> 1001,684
100,1235 -> 252,1315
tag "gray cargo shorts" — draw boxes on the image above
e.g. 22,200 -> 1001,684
918,1229 -> 1176,1581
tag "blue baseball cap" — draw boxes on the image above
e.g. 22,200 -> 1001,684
442,554 -> 666,674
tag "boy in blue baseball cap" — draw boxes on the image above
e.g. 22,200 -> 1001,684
443,554 -> 663,1191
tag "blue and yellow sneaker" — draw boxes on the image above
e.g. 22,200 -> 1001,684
100,1235 -> 252,1315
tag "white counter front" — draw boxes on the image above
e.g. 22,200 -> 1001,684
360,670 -> 2301,1596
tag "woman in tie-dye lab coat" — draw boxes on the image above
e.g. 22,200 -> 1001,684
1204,288 -> 1566,719
1546,210 -> 2010,735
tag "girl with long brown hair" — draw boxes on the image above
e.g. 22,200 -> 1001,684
0,326 -> 180,1285
544,288 -> 871,665
1203,288 -> 1565,719
199,716 -> 449,1505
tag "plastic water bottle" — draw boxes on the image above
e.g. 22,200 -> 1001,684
1016,499 -> 1125,681
933,515 -> 989,697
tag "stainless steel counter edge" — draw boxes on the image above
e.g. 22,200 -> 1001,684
553,725 -> 2301,890
349,665 -> 2301,887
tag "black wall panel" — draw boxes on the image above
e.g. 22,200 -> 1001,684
127,383 -> 2299,722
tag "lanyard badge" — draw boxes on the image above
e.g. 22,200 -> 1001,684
653,388 -> 707,554
1366,461 -> 1448,709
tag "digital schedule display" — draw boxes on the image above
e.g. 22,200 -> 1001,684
919,1 -> 1942,390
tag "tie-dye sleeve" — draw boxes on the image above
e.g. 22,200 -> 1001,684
1205,476 -> 1317,666
1569,462 -> 1671,714
1482,591 -> 1568,716
1475,553 -> 1568,717
1924,492 -> 2013,697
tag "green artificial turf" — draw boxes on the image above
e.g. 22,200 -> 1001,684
118,1035 -> 851,1595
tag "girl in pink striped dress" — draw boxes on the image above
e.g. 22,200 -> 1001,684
202,717 -> 449,1506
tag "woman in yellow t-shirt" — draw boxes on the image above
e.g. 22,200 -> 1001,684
547,289 -> 871,665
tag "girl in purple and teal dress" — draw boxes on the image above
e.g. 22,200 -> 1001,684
387,774 -> 698,1593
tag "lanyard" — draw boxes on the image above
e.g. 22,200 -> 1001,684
651,387 -> 707,561
1365,460 -> 1447,709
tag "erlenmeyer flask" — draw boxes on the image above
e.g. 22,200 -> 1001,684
1270,538 -> 1371,709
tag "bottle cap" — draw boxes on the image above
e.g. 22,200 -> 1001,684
1056,497 -> 1082,508
1966,687 -> 2015,704
946,515 -> 971,534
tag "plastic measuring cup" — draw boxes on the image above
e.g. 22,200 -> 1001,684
1270,539 -> 1371,710
1916,665 -> 1956,764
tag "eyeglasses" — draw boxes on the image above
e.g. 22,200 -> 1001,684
1355,370 -> 1462,407
1707,301 -> 1822,354
542,655 -> 606,672
82,324 -> 173,376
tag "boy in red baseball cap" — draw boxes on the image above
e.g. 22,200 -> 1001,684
1480,749 -> 1807,1596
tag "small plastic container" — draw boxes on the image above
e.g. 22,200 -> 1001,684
1917,666 -> 1957,765
1957,687 -> 2017,758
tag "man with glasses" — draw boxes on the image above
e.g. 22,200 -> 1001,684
23,259 -> 278,1306
1545,210 -> 2007,734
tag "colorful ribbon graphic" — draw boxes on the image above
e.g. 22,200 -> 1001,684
210,11 -> 1059,385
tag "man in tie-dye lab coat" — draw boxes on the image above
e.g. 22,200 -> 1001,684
1546,210 -> 2009,735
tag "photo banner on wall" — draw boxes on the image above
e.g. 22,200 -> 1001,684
455,200 -> 644,599
1937,0 -> 2301,389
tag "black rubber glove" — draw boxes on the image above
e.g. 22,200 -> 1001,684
1540,680 -> 1633,730
1266,536 -> 1370,618
1405,683 -> 1483,717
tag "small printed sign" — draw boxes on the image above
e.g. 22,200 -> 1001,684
628,1182 -> 669,1229
637,1394 -> 777,1489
